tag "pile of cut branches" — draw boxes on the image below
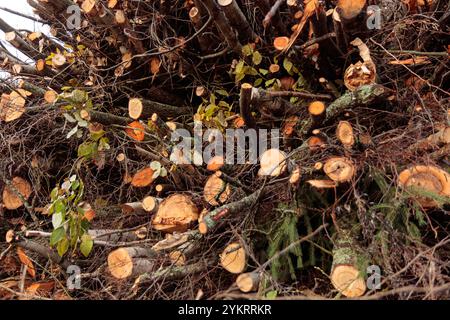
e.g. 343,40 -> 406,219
0,0 -> 449,300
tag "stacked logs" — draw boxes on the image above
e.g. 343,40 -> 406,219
0,0 -> 449,300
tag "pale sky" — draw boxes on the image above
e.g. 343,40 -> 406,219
0,0 -> 49,64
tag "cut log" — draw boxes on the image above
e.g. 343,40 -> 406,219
204,173 -> 231,206
336,0 -> 367,32
115,10 -> 126,25
169,250 -> 186,266
217,0 -> 256,42
80,109 -> 130,126
323,157 -> 355,183
2,177 -> 32,210
199,188 -> 262,234
331,230 -> 366,297
206,155 -> 225,172
273,36 -> 289,51
258,149 -> 287,177
125,121 -> 146,141
88,228 -> 147,242
121,202 -> 146,215
307,179 -> 337,189
81,0 -> 97,14
0,91 -> 26,122
308,100 -> 326,125
398,165 -> 450,208
108,247 -> 157,279
152,194 -> 199,233
289,166 -> 301,185
336,121 -> 355,148
269,63 -> 280,73
220,242 -> 246,274
188,7 -> 211,53
51,53 -> 67,69
44,90 -> 58,104
127,97 -> 190,119
307,136 -> 326,152
239,83 -> 256,129
131,167 -> 156,188
151,113 -> 172,139
202,0 -> 242,54
236,272 -> 260,292
408,127 -> 450,151
142,196 -> 162,213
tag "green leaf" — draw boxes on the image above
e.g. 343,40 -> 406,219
265,78 -> 276,87
216,89 -> 228,96
50,227 -> 65,246
52,211 -> 64,229
241,44 -> 253,57
98,137 -> 110,151
160,167 -> 167,177
78,141 -> 98,158
150,161 -> 161,170
66,125 -> 78,139
252,51 -> 262,65
57,237 -> 69,256
71,89 -> 87,103
235,60 -> 245,75
265,290 -> 277,299
259,68 -> 268,75
283,58 -> 293,74
244,66 -> 259,76
80,234 -> 93,257
63,113 -> 77,123
254,78 -> 263,87
54,199 -> 66,215
50,187 -> 59,201
235,72 -> 246,83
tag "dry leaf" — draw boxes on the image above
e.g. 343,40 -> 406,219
16,247 -> 36,278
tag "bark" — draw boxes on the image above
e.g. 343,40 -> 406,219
218,0 -> 257,43
202,0 -> 242,54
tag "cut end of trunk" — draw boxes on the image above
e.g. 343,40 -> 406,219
36,59 -> 46,72
0,92 -> 26,122
125,121 -> 145,141
337,0 -> 367,20
307,136 -> 326,152
269,64 -> 280,73
308,101 -> 326,116
273,37 -> 290,51
398,165 -> 450,207
236,272 -> 260,292
206,156 -> 225,171
307,179 -> 337,189
128,98 -> 143,119
336,121 -> 355,148
131,167 -> 155,187
142,196 -> 160,212
218,0 -> 233,6
220,242 -> 246,274
289,166 -> 301,185
107,248 -> 134,279
115,10 -> 126,24
2,177 -> 32,210
323,157 -> 355,182
258,149 -> 287,177
51,54 -> 66,68
44,90 -> 57,104
204,173 -> 231,206
152,194 -> 199,232
344,61 -> 376,91
331,265 -> 366,297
